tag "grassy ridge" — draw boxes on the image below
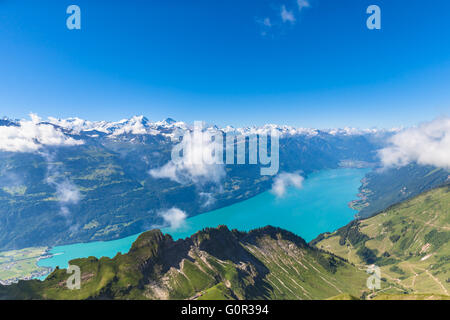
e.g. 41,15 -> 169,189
314,185 -> 450,298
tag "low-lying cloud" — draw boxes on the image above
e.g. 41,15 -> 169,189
379,117 -> 450,169
53,180 -> 81,205
158,208 -> 187,230
150,126 -> 225,185
199,192 -> 216,208
48,177 -> 81,218
43,152 -> 82,219
0,114 -> 83,153
271,172 -> 304,198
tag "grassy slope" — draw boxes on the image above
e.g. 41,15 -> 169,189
0,226 -> 368,300
327,293 -> 450,300
314,185 -> 450,297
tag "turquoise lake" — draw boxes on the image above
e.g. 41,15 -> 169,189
37,168 -> 368,278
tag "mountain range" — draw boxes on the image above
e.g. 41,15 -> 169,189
0,115 -> 394,250
0,115 -> 448,254
1,115 -> 396,138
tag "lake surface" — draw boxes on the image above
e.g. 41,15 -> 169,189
37,168 -> 368,278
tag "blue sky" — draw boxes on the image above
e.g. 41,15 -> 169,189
0,0 -> 449,128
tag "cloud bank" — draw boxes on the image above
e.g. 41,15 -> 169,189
0,114 -> 83,153
158,208 -> 187,230
271,172 -> 304,198
379,117 -> 450,169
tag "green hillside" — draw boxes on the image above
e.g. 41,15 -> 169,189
0,226 -> 368,300
327,293 -> 450,300
313,185 -> 450,297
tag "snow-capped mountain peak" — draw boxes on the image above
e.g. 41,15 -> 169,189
1,114 -> 397,139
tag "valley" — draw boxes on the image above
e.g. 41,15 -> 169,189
0,117 -> 388,251
0,247 -> 51,285
1,117 -> 449,300
1,170 -> 449,300
34,167 -> 368,279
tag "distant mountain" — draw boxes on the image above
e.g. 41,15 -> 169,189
0,116 -> 390,250
0,119 -> 18,127
312,184 -> 450,297
0,226 -> 369,300
1,115 -> 399,140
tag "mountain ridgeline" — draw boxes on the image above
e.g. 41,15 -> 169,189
0,226 -> 368,300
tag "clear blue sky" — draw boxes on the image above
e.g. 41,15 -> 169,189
1,0 -> 449,128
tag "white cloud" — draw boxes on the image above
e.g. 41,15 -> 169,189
256,17 -> 273,37
43,152 -> 82,218
150,125 -> 225,184
110,115 -> 149,135
0,114 -> 83,152
0,167 -> 24,189
50,178 -> 81,218
297,0 -> 310,11
257,1 -> 312,35
54,180 -> 81,204
60,206 -> 71,218
281,5 -> 296,23
149,161 -> 179,181
271,172 -> 304,198
379,117 -> 450,169
263,17 -> 272,27
199,192 -> 216,208
158,208 -> 187,230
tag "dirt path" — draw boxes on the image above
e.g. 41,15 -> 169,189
405,262 -> 419,289
411,263 -> 449,295
425,270 -> 449,295
414,217 -> 450,231
347,245 -> 353,262
413,216 -> 438,243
